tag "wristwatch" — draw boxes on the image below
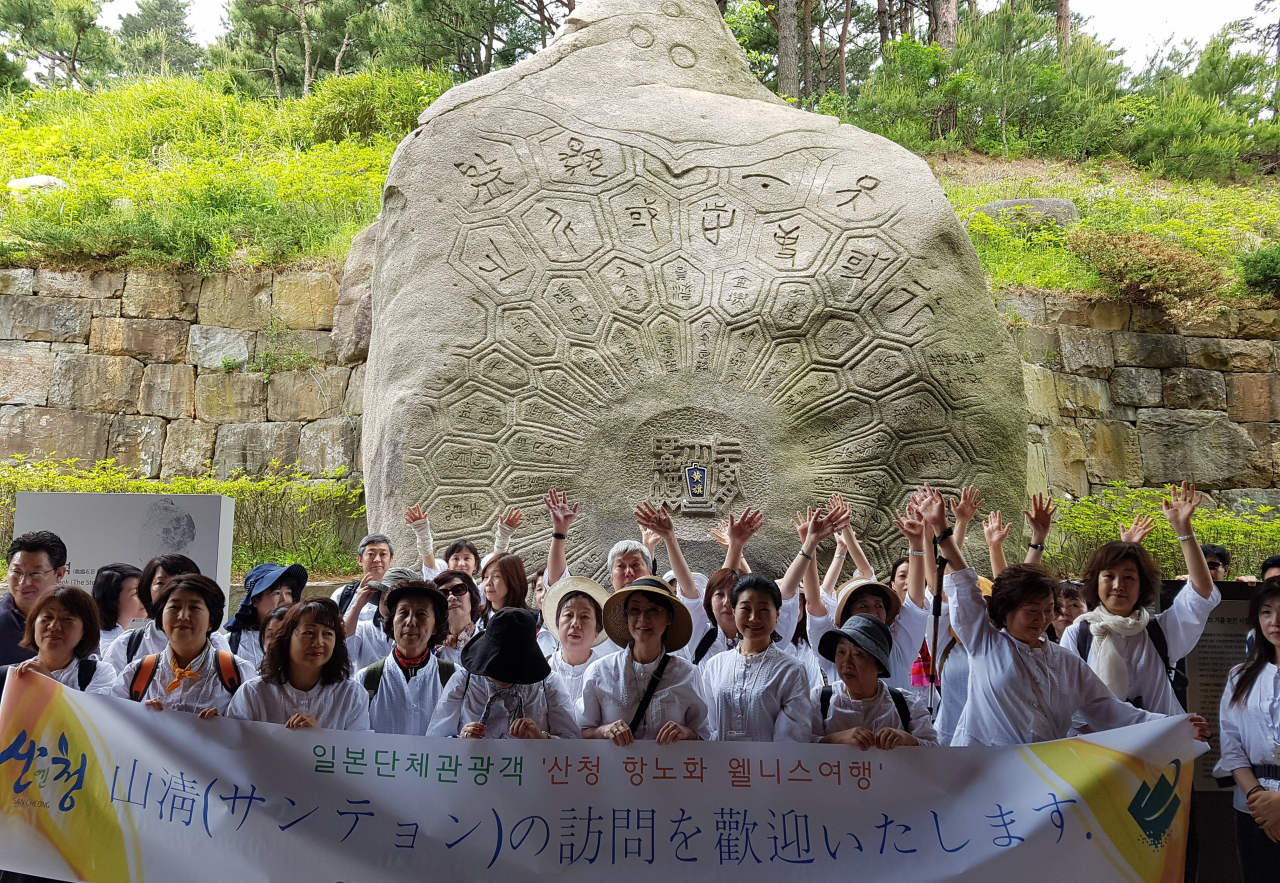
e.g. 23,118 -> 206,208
1028,543 -> 1046,551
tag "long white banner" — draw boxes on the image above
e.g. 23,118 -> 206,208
0,668 -> 1200,883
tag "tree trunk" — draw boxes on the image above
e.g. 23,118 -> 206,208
1056,0 -> 1070,50
802,0 -> 812,100
269,35 -> 283,101
818,12 -> 827,96
938,0 -> 958,48
966,0 -> 976,13
877,0 -> 890,48
777,0 -> 800,99
838,0 -> 853,93
296,2 -> 312,96
334,32 -> 350,75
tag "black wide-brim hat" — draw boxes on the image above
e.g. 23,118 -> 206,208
383,582 -> 449,640
460,607 -> 551,685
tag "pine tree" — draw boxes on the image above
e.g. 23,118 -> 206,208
118,0 -> 203,74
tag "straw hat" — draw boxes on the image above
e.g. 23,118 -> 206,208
602,575 -> 693,652
540,576 -> 612,647
834,576 -> 901,627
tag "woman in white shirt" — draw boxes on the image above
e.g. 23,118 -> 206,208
357,581 -> 452,735
580,576 -> 709,744
434,570 -> 483,666
112,574 -> 256,717
222,562 -> 306,668
427,607 -> 579,739
90,563 -> 143,656
913,487 -> 1210,747
1214,579 -> 1280,880
542,577 -> 612,709
1060,482 -> 1220,717
6,585 -> 115,696
811,614 -> 937,747
227,598 -> 369,731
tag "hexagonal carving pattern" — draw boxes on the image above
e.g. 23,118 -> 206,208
367,0 -> 1027,579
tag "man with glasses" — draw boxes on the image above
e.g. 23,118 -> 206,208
0,530 -> 68,664
332,534 -> 395,623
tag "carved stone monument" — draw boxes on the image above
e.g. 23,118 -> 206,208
363,0 -> 1028,578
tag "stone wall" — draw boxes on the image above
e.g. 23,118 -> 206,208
0,267 -> 364,479
1004,292 -> 1280,507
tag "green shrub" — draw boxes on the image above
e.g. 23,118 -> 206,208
1066,229 -> 1227,303
1239,244 -> 1280,295
296,67 -> 452,144
1048,483 -> 1280,580
0,458 -> 365,577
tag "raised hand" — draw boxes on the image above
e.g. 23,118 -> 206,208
405,504 -> 429,525
1120,514 -> 1157,545
1022,493 -> 1057,543
498,507 -> 524,530
893,507 -> 926,545
791,507 -> 817,544
810,506 -> 850,545
635,501 -> 676,541
949,485 -> 985,525
983,510 -> 1011,546
917,484 -> 949,535
1161,481 -> 1203,536
727,507 -> 763,547
542,489 -> 579,535
709,522 -> 730,548
827,492 -> 846,515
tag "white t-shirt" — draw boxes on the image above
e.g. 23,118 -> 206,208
579,649 -> 710,740
347,619 -> 395,671
227,676 -> 371,731
549,645 -> 611,711
1215,663 -> 1280,812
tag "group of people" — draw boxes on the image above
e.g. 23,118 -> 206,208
1,480 -> 1279,879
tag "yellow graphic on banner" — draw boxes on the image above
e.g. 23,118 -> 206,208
1025,737 -> 1190,883
0,670 -> 137,882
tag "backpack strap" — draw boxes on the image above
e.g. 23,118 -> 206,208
820,684 -> 833,719
214,651 -> 243,695
888,688 -> 912,733
125,627 -> 147,663
1075,622 -> 1093,660
228,629 -> 242,655
76,659 -> 97,692
362,658 -> 386,699
692,626 -> 719,665
128,654 -> 161,701
437,659 -> 455,688
336,581 -> 359,616
1146,619 -> 1170,671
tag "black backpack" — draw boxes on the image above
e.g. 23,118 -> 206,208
0,659 -> 97,699
124,627 -> 148,664
820,684 -> 912,732
362,657 -> 455,698
1074,619 -> 1189,710
336,580 -> 360,616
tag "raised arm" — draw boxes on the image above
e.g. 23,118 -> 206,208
636,502 -> 698,600
720,507 -> 761,572
780,507 -> 849,602
1163,481 -> 1214,600
405,505 -> 436,570
1022,493 -> 1055,567
542,489 -> 579,587
343,573 -> 378,637
493,508 -> 523,555
1119,514 -> 1156,545
827,492 -> 875,581
983,510 -> 1011,577
820,532 -> 847,601
892,503 -> 928,609
949,485 -> 984,551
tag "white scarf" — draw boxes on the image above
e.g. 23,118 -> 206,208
1079,606 -> 1149,701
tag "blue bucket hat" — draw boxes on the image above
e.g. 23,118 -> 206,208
225,562 -> 308,630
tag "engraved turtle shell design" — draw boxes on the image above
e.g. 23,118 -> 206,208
363,0 -> 1028,579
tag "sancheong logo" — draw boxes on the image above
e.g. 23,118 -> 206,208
1127,758 -> 1182,849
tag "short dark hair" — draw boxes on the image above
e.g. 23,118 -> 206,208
8,530 -> 67,569
556,590 -> 603,632
481,553 -> 529,616
20,585 -> 99,659
1058,580 -> 1084,604
260,599 -> 351,685
258,604 -> 291,654
1200,543 -> 1230,569
704,568 -> 740,624
383,580 -> 449,647
1262,555 -> 1280,579
91,563 -> 142,631
137,554 -> 200,617
731,573 -> 782,610
889,557 -> 910,583
434,569 -> 482,623
152,573 -> 224,638
1081,541 -> 1161,612
987,564 -> 1057,629
443,539 -> 480,570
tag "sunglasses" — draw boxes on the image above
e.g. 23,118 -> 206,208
439,584 -> 470,597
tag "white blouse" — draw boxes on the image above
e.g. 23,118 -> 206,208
1216,663 -> 1280,812
49,657 -> 116,695
944,568 -> 1161,746
97,625 -> 122,657
359,652 -> 450,736
784,639 -> 830,691
701,643 -> 814,742
810,680 -> 939,746
1060,580 -> 1219,715
227,676 -> 371,731
222,627 -> 266,670
103,621 -> 234,672
346,619 -> 394,671
549,645 -> 611,711
579,649 -> 710,740
426,670 -> 581,739
111,643 -> 257,715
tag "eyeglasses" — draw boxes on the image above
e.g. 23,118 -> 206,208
1206,561 -> 1225,571
8,568 -> 54,583
440,585 -> 470,597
